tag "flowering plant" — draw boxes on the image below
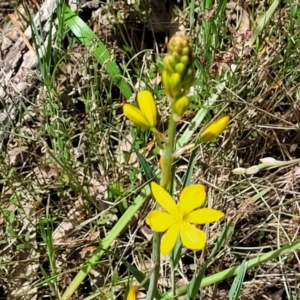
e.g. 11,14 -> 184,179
123,34 -> 229,300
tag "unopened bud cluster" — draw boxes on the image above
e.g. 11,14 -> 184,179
162,34 -> 195,99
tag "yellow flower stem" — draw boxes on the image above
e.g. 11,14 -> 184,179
146,99 -> 178,300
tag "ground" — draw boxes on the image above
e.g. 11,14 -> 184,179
0,0 -> 300,299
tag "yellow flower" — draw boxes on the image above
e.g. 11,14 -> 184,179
199,116 -> 230,143
123,91 -> 157,129
146,182 -> 224,255
127,286 -> 139,300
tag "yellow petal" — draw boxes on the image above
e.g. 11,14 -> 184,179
180,222 -> 206,250
137,91 -> 157,128
150,182 -> 178,215
188,208 -> 224,224
160,223 -> 180,255
146,210 -> 176,232
123,104 -> 150,129
127,286 -> 138,300
199,115 -> 230,143
179,184 -> 206,214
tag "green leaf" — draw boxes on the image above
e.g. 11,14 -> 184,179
183,148 -> 197,187
187,263 -> 207,299
229,260 -> 248,300
170,237 -> 182,269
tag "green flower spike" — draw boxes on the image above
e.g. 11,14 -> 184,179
123,91 -> 157,130
162,34 -> 195,99
199,115 -> 230,143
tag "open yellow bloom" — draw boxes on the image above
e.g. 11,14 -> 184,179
146,182 -> 224,255
199,115 -> 230,143
123,91 -> 157,130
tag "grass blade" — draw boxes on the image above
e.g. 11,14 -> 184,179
61,184 -> 151,300
162,239 -> 300,299
229,260 -> 248,300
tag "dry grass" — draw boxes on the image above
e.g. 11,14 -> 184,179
0,0 -> 300,299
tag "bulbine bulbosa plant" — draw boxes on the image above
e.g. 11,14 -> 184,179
124,34 -> 229,300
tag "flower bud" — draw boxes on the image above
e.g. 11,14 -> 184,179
123,104 -> 150,129
163,56 -> 176,74
123,91 -> 157,130
182,46 -> 190,55
199,116 -> 230,143
137,90 -> 157,128
162,70 -> 170,95
182,67 -> 195,92
175,62 -> 186,74
174,96 -> 190,117
169,73 -> 182,97
259,157 -> 277,163
232,167 -> 246,175
180,55 -> 190,65
246,165 -> 260,175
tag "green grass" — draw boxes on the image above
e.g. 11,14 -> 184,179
1,0 -> 300,299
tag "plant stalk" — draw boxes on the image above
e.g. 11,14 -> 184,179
146,100 -> 177,300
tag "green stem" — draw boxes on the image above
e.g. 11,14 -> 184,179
146,231 -> 161,300
146,100 -> 178,300
161,100 -> 177,188
170,259 -> 176,298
